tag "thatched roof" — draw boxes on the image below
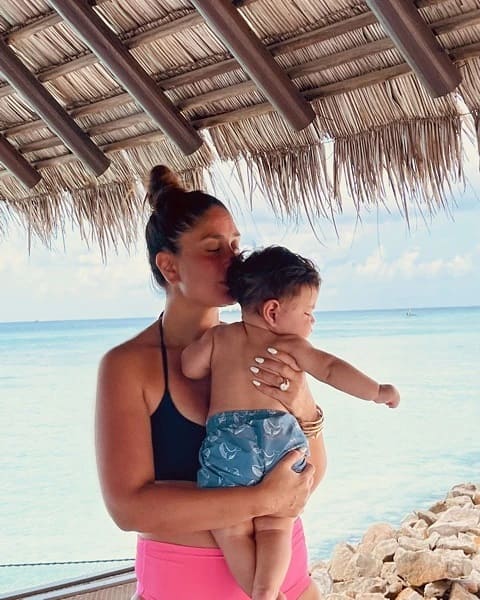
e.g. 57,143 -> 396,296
0,0 -> 479,251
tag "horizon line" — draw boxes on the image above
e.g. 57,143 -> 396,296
1,304 -> 479,326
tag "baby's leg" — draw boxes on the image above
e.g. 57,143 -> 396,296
212,519 -> 255,596
252,515 -> 295,600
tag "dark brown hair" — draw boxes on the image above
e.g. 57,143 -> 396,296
226,246 -> 320,311
145,165 -> 227,288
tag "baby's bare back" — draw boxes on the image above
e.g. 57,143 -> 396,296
208,322 -> 290,418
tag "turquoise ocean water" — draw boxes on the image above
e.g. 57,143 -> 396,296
1,307 -> 479,594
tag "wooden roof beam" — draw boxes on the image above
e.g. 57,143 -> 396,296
0,135 -> 41,188
0,0 -> 451,104
3,2 -> 476,144
47,0 -> 202,155
9,6 -> 480,157
3,35 -> 480,179
190,0 -> 314,131
0,38 -> 109,177
366,0 -> 462,97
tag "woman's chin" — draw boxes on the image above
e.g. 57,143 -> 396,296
218,295 -> 235,308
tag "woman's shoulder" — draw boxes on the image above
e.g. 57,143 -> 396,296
100,321 -> 159,375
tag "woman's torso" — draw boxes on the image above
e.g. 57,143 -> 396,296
131,321 -> 217,546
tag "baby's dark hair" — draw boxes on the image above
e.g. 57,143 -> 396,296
226,246 -> 320,311
145,165 -> 227,288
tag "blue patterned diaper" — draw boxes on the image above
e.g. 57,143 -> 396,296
197,409 -> 308,488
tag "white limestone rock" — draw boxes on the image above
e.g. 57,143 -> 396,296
380,562 -> 404,595
436,533 -> 478,554
343,553 -> 383,580
361,523 -> 396,553
372,538 -> 398,561
311,565 -> 334,597
396,587 -> 423,600
451,570 -> 480,594
436,506 -> 480,529
330,543 -> 356,581
429,500 -> 449,514
427,531 -> 441,549
397,536 -> 430,551
332,577 -> 387,595
424,580 -> 452,597
395,549 -> 472,586
446,496 -> 474,509
450,484 -> 478,499
416,510 -> 438,525
449,581 -> 479,600
401,519 -> 429,540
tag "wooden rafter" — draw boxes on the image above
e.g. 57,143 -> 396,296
0,0 -> 453,103
8,8 -> 480,158
366,0 -> 462,97
3,36 -> 479,179
190,0 -> 314,131
47,0 -> 202,155
0,38 -> 109,177
0,135 -> 41,188
4,1 -> 477,144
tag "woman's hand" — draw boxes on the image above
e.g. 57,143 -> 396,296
250,347 -> 316,421
259,449 -> 315,517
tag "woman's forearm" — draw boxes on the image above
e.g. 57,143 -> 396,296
109,481 -> 269,534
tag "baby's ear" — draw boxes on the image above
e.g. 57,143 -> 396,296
155,251 -> 180,285
262,299 -> 280,326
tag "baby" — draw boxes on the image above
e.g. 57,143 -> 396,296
182,246 -> 400,600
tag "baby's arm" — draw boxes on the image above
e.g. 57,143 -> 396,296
181,328 -> 215,379
291,338 -> 400,408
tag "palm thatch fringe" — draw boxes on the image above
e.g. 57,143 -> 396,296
333,117 -> 463,225
458,58 -> 480,158
309,72 -> 463,222
0,188 -> 68,247
0,136 -> 213,251
69,181 -> 143,255
208,111 -> 333,223
121,138 -> 213,191
0,180 -> 144,255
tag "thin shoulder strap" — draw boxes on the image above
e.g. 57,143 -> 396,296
158,313 -> 170,392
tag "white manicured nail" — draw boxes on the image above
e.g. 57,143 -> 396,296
267,347 -> 278,355
250,366 -> 259,374
254,357 -> 265,364
252,380 -> 261,387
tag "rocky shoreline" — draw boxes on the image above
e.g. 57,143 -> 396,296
311,483 -> 480,600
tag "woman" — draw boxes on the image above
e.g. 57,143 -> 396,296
95,165 -> 327,599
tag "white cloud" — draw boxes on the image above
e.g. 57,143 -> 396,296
356,248 -> 473,281
445,255 -> 473,276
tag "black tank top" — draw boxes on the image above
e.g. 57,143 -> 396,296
150,316 -> 206,481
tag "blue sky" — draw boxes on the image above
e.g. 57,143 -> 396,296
1,149 -> 479,323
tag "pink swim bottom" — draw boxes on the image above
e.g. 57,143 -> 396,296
135,518 -> 312,600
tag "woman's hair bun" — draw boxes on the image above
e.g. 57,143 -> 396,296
147,165 -> 185,210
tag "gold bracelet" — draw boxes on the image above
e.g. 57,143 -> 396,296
298,405 -> 325,439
